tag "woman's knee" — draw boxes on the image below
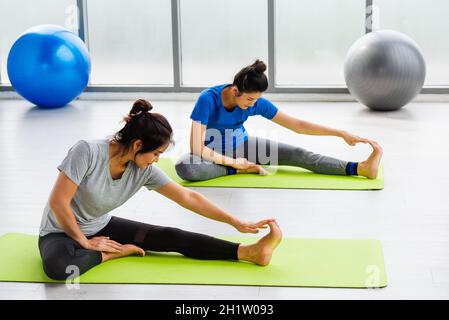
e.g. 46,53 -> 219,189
175,162 -> 197,181
175,154 -> 203,181
42,256 -> 73,280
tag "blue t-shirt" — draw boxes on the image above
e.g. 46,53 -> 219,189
190,84 -> 278,154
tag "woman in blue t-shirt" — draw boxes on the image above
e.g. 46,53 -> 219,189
175,60 -> 383,181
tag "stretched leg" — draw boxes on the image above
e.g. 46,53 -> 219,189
38,233 -> 102,280
243,136 -> 383,178
94,216 -> 240,260
38,217 -> 283,279
243,136 -> 349,175
95,216 -> 282,265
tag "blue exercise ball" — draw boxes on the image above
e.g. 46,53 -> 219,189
344,30 -> 426,111
7,24 -> 91,108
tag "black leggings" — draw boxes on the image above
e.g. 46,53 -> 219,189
38,216 -> 240,280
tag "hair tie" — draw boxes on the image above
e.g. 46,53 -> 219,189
131,110 -> 143,117
124,110 -> 147,123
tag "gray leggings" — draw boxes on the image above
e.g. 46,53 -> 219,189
175,136 -> 348,181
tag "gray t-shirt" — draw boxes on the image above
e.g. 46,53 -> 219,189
39,139 -> 172,236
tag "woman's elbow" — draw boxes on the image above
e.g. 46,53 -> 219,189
178,189 -> 198,207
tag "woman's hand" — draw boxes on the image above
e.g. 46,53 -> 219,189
341,131 -> 372,146
228,158 -> 257,170
232,218 -> 276,234
228,158 -> 268,175
84,236 -> 123,253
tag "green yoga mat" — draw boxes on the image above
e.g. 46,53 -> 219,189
0,233 -> 387,288
156,158 -> 384,190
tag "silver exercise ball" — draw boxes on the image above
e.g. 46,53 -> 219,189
344,30 -> 426,111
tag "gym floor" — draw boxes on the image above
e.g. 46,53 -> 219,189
0,97 -> 448,299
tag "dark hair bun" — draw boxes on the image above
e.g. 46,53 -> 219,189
250,59 -> 267,74
232,60 -> 269,93
115,99 -> 173,154
123,99 -> 154,123
132,99 -> 153,113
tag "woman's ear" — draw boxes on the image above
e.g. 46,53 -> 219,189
231,86 -> 241,97
133,139 -> 143,152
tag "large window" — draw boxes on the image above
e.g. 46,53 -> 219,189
0,0 -> 76,84
275,0 -> 366,87
179,0 -> 268,86
86,0 -> 173,85
375,0 -> 449,86
1,1 -> 449,89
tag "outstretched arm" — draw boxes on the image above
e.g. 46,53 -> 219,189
155,181 -> 273,234
271,110 -> 371,145
271,110 -> 345,137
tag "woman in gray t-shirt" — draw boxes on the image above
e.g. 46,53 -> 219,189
38,99 -> 282,280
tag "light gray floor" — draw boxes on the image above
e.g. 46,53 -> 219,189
0,97 -> 448,300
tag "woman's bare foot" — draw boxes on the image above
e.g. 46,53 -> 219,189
238,221 -> 282,266
101,244 -> 145,262
237,165 -> 268,175
358,141 -> 383,179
